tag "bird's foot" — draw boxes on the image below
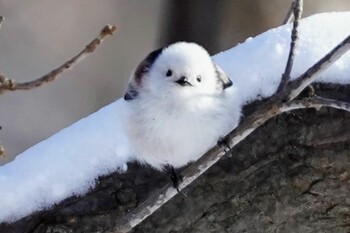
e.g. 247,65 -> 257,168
169,166 -> 187,196
218,137 -> 232,158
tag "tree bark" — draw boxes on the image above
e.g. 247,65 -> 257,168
1,83 -> 349,233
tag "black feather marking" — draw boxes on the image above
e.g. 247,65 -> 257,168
134,47 -> 164,84
124,90 -> 138,101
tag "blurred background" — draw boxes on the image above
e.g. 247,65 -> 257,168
1,0 -> 350,165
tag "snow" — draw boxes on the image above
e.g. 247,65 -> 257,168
0,100 -> 131,222
213,12 -> 350,104
1,12 -> 350,223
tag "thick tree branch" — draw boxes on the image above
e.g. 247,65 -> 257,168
286,34 -> 350,100
276,0 -> 303,95
0,25 -> 117,94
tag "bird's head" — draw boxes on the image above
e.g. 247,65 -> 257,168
124,42 -> 232,102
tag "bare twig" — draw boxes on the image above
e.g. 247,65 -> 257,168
0,25 -> 117,93
287,34 -> 350,100
276,0 -> 303,95
282,1 -> 295,25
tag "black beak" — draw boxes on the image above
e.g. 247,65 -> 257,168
175,76 -> 192,86
223,78 -> 233,89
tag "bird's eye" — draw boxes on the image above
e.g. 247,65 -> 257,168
166,69 -> 172,77
196,75 -> 202,82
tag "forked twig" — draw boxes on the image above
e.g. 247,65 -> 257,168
109,0 -> 350,227
110,15 -> 350,233
109,0 -> 350,229
0,25 -> 117,93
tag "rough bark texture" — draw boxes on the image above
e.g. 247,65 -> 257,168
1,84 -> 349,233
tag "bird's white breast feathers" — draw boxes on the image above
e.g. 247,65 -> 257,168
125,88 -> 239,170
123,42 -> 240,169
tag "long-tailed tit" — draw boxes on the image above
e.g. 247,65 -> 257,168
123,42 -> 240,185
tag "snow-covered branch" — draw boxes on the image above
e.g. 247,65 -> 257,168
0,24 -> 117,94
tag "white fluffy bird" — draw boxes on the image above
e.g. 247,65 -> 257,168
123,42 -> 240,173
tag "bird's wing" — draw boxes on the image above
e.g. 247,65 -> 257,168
214,64 -> 233,90
124,48 -> 164,101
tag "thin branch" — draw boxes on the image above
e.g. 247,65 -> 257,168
276,0 -> 303,95
282,1 -> 295,25
287,34 -> 350,101
110,95 -> 350,233
0,24 -> 117,93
